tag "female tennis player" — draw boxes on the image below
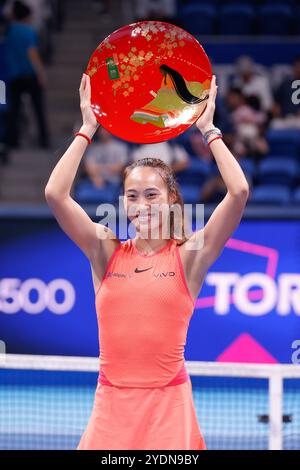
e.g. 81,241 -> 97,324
45,73 -> 249,450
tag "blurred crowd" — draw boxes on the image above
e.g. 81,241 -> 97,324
0,0 -> 300,205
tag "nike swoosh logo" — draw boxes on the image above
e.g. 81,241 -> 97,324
134,267 -> 153,273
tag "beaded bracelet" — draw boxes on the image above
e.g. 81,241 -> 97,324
203,127 -> 222,144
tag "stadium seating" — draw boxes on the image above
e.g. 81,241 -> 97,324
75,179 -> 120,205
258,4 -> 293,35
177,0 -> 298,36
176,158 -> 211,187
176,159 -> 212,204
249,184 -> 291,204
219,4 -> 255,35
292,187 -> 300,203
264,0 -> 296,4
178,184 -> 201,204
238,158 -> 256,181
257,158 -> 298,186
266,129 -> 300,159
180,4 -> 217,36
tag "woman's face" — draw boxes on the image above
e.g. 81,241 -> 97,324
123,167 -> 174,238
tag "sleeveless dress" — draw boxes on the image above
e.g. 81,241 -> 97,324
77,238 -> 206,450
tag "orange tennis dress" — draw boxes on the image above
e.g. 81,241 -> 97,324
77,238 -> 206,450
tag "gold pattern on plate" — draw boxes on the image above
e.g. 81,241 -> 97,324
106,22 -> 193,98
87,66 -> 97,76
145,52 -> 153,61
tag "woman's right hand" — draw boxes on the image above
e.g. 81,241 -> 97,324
79,73 -> 99,137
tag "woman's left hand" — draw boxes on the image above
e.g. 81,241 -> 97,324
195,75 -> 218,134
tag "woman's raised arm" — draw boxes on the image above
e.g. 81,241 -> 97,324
184,75 -> 249,269
45,74 -> 118,259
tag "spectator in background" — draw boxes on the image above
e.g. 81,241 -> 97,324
130,140 -> 190,174
3,0 -> 53,62
231,56 -> 274,114
83,126 -> 129,189
225,87 -> 269,162
3,0 -> 49,158
271,56 -> 300,129
3,0 -> 50,31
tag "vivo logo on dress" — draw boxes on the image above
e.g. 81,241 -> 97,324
106,269 -> 176,279
153,272 -> 175,278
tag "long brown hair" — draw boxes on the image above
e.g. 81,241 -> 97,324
122,157 -> 190,246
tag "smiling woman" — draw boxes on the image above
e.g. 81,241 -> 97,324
123,157 -> 190,254
45,72 -> 249,450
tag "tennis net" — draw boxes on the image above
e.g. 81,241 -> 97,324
0,354 -> 299,450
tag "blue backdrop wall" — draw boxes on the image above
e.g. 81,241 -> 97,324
0,218 -> 300,363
